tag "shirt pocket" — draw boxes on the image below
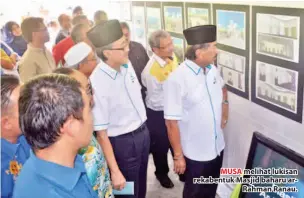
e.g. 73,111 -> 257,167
185,83 -> 208,109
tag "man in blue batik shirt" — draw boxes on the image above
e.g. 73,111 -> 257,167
13,74 -> 98,198
1,75 -> 31,198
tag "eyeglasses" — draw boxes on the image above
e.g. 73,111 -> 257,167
109,47 -> 126,51
86,79 -> 94,96
86,57 -> 97,62
107,41 -> 129,51
158,42 -> 173,50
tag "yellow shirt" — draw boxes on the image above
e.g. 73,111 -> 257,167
1,49 -> 13,63
141,53 -> 179,111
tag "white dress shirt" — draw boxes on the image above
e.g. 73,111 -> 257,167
141,53 -> 178,111
90,60 -> 147,137
164,59 -> 225,161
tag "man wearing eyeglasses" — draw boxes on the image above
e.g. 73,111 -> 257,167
141,30 -> 181,189
87,20 -> 150,198
64,42 -> 98,78
18,17 -> 56,82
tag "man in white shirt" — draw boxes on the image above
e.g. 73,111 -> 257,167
141,30 -> 179,188
64,42 -> 98,78
164,25 -> 229,198
87,20 -> 150,198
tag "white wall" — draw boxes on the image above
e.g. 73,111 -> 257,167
0,0 -> 110,26
123,0 -> 304,197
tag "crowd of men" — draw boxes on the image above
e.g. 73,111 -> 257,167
1,5 -> 229,198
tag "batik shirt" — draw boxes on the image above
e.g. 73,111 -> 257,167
1,135 -> 30,198
79,136 -> 113,198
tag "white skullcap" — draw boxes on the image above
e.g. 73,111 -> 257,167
64,42 -> 92,67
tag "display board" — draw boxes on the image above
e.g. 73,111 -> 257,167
146,2 -> 163,57
251,6 -> 304,123
132,1 -> 147,48
213,4 -> 250,99
162,2 -> 184,34
130,1 -> 304,123
185,2 -> 211,28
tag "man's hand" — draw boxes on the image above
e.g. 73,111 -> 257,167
174,156 -> 186,175
111,169 -> 126,190
221,103 -> 229,129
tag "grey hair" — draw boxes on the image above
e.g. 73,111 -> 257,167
95,43 -> 112,61
185,43 -> 210,60
149,30 -> 170,49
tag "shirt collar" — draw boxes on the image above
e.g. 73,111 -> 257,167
99,60 -> 128,80
1,136 -> 24,158
184,59 -> 212,75
60,29 -> 70,37
29,151 -> 87,191
27,44 -> 46,52
152,53 -> 167,68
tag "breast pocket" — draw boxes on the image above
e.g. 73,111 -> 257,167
208,76 -> 223,106
185,83 -> 207,109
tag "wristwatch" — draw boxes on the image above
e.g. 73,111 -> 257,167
222,100 -> 229,105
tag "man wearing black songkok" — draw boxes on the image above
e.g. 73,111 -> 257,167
87,20 -> 150,198
164,25 -> 229,198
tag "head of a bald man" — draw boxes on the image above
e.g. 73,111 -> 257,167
58,14 -> 71,31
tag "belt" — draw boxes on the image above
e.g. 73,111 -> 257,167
131,122 -> 146,134
119,122 -> 146,138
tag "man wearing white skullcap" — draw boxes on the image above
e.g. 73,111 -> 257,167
64,42 -> 98,77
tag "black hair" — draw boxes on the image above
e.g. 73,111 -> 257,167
185,43 -> 209,60
120,22 -> 130,31
1,75 -> 20,114
19,74 -> 84,149
58,14 -> 69,25
5,21 -> 19,33
95,44 -> 111,62
21,17 -> 44,42
73,6 -> 83,15
53,67 -> 75,75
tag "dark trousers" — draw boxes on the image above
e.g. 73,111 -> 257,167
109,124 -> 150,198
146,108 -> 171,177
183,151 -> 224,198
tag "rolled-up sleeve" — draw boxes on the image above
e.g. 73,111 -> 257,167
92,92 -> 110,131
163,78 -> 183,120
